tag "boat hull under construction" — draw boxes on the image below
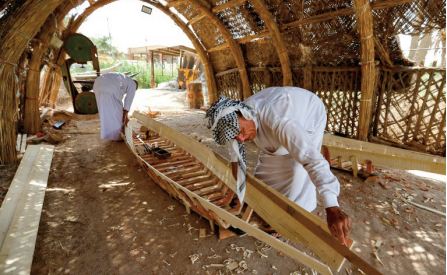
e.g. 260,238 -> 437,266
124,111 -> 382,275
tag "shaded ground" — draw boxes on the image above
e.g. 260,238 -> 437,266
0,89 -> 444,274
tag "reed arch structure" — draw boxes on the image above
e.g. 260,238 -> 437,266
0,0 -> 445,163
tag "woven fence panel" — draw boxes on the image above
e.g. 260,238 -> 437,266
372,68 -> 446,155
311,68 -> 361,138
215,70 -> 241,99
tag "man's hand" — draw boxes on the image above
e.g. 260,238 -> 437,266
326,206 -> 352,246
122,110 -> 129,126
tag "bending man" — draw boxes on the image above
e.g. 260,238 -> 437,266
206,86 -> 351,245
93,72 -> 138,140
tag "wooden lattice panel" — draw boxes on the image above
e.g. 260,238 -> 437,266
373,68 -> 446,155
216,70 -> 242,99
312,68 -> 361,138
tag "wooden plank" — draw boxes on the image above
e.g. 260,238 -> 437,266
0,145 -> 55,274
323,134 -> 445,174
16,134 -> 22,152
20,134 -> 27,154
130,114 -> 381,274
188,14 -> 206,25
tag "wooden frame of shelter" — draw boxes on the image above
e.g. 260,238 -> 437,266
0,0 -> 444,170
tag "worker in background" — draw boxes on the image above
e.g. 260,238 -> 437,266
93,72 -> 138,140
206,87 -> 352,245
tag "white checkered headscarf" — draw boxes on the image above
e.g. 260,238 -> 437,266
206,96 -> 256,203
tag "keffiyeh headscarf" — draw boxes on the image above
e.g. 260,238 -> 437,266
205,96 -> 256,203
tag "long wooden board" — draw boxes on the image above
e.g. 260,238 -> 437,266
0,145 -> 55,274
131,112 -> 382,274
323,134 -> 445,175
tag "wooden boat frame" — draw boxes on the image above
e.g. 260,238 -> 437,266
125,111 -> 382,275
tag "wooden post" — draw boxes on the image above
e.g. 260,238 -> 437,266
353,0 -> 376,141
150,50 -> 155,88
303,65 -> 312,90
251,0 -> 292,86
160,53 -> 164,76
179,50 -> 183,69
171,55 -> 174,76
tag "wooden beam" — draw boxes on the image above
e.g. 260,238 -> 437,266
190,0 -> 251,99
354,0 -> 376,141
282,0 -> 414,31
251,0 -> 292,86
145,1 -> 218,104
131,112 -> 382,274
323,134 -> 446,174
211,0 -> 247,13
0,145 -> 55,273
188,14 -> 206,25
207,31 -> 270,52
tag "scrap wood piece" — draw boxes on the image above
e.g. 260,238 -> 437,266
0,145 -> 55,274
405,199 -> 446,217
128,112 -> 380,274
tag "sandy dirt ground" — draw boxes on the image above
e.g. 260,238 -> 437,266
0,89 -> 444,274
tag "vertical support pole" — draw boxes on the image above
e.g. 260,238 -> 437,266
353,0 -> 376,141
160,53 -> 164,76
303,65 -> 312,90
171,55 -> 174,76
150,50 -> 155,88
179,50 -> 183,69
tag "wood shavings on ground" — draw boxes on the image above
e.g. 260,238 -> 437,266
229,243 -> 253,259
167,205 -> 175,211
189,253 -> 201,264
371,239 -> 384,265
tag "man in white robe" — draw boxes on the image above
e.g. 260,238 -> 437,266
206,87 -> 351,245
93,73 -> 138,140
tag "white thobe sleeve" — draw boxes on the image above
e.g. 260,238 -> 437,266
266,115 -> 340,208
123,80 -> 137,111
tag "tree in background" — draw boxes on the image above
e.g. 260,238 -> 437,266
91,36 -> 120,57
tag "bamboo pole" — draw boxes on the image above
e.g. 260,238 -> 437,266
251,0 -> 292,86
0,0 -> 64,164
353,0 -> 376,141
145,1 -> 218,104
189,0 -> 251,99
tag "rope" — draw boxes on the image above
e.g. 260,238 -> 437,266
361,34 -> 374,40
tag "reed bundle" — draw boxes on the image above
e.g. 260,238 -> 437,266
0,0 -> 63,163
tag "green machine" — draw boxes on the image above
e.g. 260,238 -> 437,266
61,33 -> 100,114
